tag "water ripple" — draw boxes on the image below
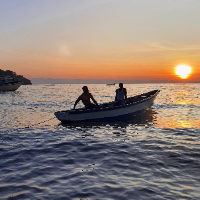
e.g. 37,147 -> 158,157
0,84 -> 200,199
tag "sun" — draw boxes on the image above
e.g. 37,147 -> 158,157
175,64 -> 192,79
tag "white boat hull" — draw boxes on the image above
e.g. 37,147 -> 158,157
0,83 -> 21,91
55,90 -> 160,123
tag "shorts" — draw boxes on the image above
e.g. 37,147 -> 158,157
85,103 -> 98,109
114,100 -> 126,106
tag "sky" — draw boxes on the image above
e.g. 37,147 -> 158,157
0,0 -> 200,83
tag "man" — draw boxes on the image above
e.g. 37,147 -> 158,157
115,83 -> 127,106
73,86 -> 99,109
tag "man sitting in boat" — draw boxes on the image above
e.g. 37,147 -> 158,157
73,86 -> 99,109
114,83 -> 127,106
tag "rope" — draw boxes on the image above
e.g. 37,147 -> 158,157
24,116 -> 56,128
0,116 -> 56,134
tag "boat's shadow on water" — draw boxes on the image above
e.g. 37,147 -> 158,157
59,109 -> 157,128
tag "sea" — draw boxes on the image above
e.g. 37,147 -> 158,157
0,84 -> 199,200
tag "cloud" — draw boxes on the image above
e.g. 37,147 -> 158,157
59,44 -> 71,57
125,42 -> 200,53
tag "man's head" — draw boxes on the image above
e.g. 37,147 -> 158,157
119,83 -> 123,88
82,86 -> 89,93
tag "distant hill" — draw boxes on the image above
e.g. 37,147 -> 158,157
0,69 -> 32,85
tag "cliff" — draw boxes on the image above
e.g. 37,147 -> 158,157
0,69 -> 32,85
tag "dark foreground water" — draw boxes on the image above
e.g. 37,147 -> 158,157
0,84 -> 199,200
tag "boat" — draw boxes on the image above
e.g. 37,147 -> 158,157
0,82 -> 22,92
106,83 -> 115,85
45,84 -> 55,86
55,90 -> 160,123
0,76 -> 22,91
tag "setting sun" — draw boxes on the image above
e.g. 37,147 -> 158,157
175,64 -> 192,79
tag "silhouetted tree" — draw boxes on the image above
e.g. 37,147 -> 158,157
0,69 -> 32,85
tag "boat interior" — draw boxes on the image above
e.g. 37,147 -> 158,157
71,90 -> 159,111
99,90 -> 158,108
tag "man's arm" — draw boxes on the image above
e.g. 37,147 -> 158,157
124,88 -> 127,100
73,96 -> 81,109
115,89 -> 118,101
90,94 -> 98,105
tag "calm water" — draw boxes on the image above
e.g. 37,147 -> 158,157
0,84 -> 199,200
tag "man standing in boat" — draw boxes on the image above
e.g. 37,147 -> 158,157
73,86 -> 99,109
115,83 -> 127,106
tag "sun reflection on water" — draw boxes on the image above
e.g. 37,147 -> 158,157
154,84 -> 200,129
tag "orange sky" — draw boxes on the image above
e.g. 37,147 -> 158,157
0,0 -> 200,82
